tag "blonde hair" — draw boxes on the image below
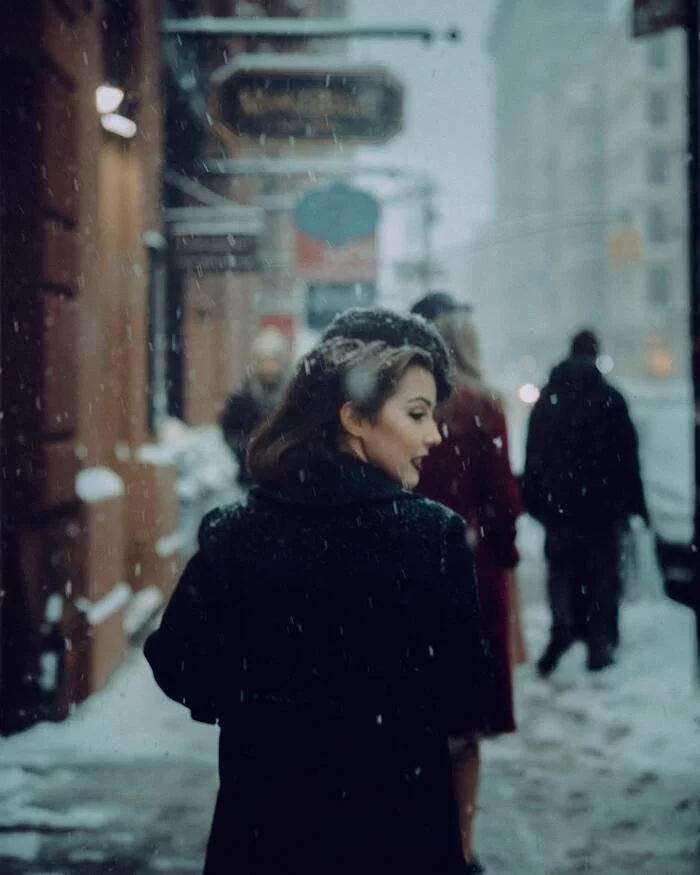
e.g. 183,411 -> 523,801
433,311 -> 483,385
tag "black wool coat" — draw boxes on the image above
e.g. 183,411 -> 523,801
522,357 -> 649,532
145,456 -> 493,875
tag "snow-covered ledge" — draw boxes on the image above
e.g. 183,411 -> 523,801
75,467 -> 125,503
75,582 -> 133,627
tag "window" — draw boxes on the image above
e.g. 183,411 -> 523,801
647,91 -> 668,126
648,265 -> 671,307
648,204 -> 669,243
646,36 -> 668,70
648,149 -> 669,185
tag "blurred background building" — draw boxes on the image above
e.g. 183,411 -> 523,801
441,0 -> 688,386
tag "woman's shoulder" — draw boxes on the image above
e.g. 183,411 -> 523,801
400,494 -> 466,537
197,502 -> 251,556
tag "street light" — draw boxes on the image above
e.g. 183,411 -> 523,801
95,84 -> 125,115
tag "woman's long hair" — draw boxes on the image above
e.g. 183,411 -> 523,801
433,311 -> 503,435
433,311 -> 486,392
247,337 -> 436,487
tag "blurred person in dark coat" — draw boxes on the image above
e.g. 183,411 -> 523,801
146,320 -> 497,875
411,300 -> 524,875
220,326 -> 291,485
522,329 -> 649,676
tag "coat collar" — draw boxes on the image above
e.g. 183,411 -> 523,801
250,454 -> 421,509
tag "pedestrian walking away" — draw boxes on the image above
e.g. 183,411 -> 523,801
145,323 -> 497,875
522,329 -> 649,677
412,299 -> 524,875
220,326 -> 292,486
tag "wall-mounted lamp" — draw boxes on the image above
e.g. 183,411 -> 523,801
95,84 -> 125,114
100,112 -> 137,139
98,90 -> 139,140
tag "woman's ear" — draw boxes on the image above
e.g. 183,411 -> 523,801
339,401 -> 368,439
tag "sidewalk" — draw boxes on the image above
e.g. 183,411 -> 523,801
0,594 -> 698,874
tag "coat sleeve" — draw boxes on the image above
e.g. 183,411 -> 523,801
432,515 -> 501,736
522,396 -> 549,524
611,394 -> 649,523
474,408 -> 523,569
144,532 -> 237,724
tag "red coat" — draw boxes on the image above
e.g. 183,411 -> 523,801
419,385 -> 523,735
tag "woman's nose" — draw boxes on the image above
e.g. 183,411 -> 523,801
426,420 -> 442,447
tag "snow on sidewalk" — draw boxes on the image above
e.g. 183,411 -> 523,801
478,599 -> 700,874
0,648 -> 218,770
0,595 -> 697,874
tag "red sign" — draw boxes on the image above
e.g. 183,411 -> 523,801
633,0 -> 685,37
295,232 -> 378,284
259,313 -> 296,345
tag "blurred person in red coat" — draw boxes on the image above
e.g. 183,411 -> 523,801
412,294 -> 525,875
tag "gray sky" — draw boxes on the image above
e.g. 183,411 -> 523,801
349,0 -> 496,251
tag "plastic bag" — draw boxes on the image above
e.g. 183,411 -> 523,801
620,517 -> 664,602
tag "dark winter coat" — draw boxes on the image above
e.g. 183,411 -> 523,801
419,386 -> 523,734
144,455 -> 494,875
220,382 -> 278,484
522,357 -> 648,532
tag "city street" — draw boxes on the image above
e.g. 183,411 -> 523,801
3,2 -> 699,873
0,545 -> 698,875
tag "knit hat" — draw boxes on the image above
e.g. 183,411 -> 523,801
321,307 -> 454,402
410,291 -> 472,323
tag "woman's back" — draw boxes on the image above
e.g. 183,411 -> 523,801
145,456 -> 490,874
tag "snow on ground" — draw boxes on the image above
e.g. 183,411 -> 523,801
493,600 -> 699,776
477,581 -> 700,874
1,494 -> 698,872
0,649 -> 218,769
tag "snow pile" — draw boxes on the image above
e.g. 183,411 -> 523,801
75,582 -> 132,627
156,419 -> 245,557
0,649 -> 218,768
123,586 -> 164,638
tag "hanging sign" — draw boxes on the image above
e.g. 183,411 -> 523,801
214,55 -> 404,145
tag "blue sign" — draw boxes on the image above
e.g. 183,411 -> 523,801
294,183 -> 381,248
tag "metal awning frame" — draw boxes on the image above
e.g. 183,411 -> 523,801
162,18 -> 461,43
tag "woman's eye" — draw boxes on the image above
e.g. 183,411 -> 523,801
409,412 -> 426,422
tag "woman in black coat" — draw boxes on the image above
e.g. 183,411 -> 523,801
145,327 -> 494,875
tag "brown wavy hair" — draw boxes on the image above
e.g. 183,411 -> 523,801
247,337 -> 436,487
